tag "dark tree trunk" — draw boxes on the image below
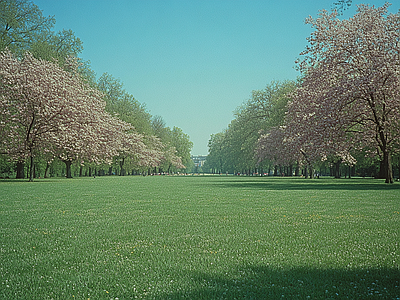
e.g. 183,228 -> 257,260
120,158 -> 125,176
334,160 -> 341,178
64,160 -> 72,178
397,163 -> 400,180
29,156 -> 34,182
108,166 -> 113,176
44,162 -> 50,178
382,151 -> 394,183
309,167 -> 314,179
377,159 -> 385,179
16,161 -> 25,179
88,167 -> 92,177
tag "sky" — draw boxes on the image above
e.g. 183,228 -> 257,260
34,0 -> 399,155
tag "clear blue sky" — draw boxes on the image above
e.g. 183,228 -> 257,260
34,0 -> 399,155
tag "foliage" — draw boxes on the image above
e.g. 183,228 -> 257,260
97,73 -> 153,136
0,0 -> 193,179
150,116 -> 192,172
0,0 -> 55,54
0,50 -> 149,180
286,3 -> 400,183
207,81 -> 296,174
332,0 -> 352,14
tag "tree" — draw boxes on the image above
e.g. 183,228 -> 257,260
0,50 -> 82,181
0,50 -> 144,181
0,0 -> 55,54
236,81 -> 297,174
29,29 -> 83,62
1,0 -> 95,86
97,73 -> 153,135
332,0 -> 352,14
208,81 -> 297,175
257,127 -> 301,174
169,126 -> 192,169
288,3 -> 400,183
151,115 -> 170,141
206,132 -> 227,174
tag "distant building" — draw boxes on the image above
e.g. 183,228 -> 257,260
191,155 -> 207,168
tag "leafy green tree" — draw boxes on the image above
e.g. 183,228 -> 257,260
169,126 -> 193,169
205,132 -> 228,174
98,73 -> 153,135
0,0 -> 55,54
151,115 -> 171,143
29,29 -> 83,62
208,80 -> 297,175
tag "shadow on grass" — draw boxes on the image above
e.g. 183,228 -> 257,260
204,177 -> 400,191
155,265 -> 400,299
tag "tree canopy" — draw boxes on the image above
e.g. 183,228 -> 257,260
208,3 -> 400,183
0,0 -> 193,180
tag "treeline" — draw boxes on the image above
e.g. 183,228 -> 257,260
204,80 -> 296,175
0,0 -> 192,181
205,4 -> 400,183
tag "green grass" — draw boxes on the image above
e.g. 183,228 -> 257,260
0,176 -> 399,299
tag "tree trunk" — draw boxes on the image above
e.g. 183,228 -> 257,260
334,160 -> 341,178
397,163 -> 400,180
377,160 -> 385,179
79,165 -> 83,177
29,156 -> 34,182
309,167 -> 314,179
44,162 -> 50,178
16,161 -> 25,179
64,160 -> 72,178
119,158 -> 125,176
382,151 -> 394,183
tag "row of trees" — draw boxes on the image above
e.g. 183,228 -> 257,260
206,3 -> 400,183
204,80 -> 296,175
0,0 -> 192,181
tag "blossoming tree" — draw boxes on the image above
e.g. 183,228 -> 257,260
0,50 -> 149,180
287,3 -> 400,183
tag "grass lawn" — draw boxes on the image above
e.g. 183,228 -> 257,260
0,176 -> 399,299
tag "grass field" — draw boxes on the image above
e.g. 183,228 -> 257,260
0,176 -> 399,299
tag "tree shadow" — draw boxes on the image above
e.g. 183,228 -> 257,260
155,265 -> 400,299
204,177 -> 400,191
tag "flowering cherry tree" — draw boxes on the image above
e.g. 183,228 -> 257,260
286,3 -> 400,183
0,50 -> 149,180
257,127 -> 301,170
0,50 -> 83,180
